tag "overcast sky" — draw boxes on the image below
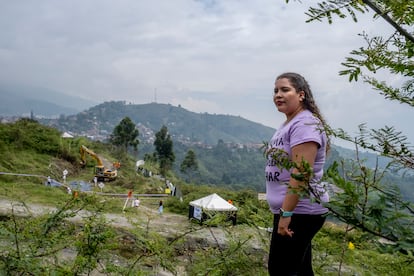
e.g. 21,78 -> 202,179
1,0 -> 412,148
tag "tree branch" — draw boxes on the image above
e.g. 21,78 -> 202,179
363,0 -> 414,43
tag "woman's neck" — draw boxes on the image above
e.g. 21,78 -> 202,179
285,107 -> 304,124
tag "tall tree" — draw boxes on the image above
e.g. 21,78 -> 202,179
180,149 -> 198,173
154,125 -> 175,176
180,149 -> 199,183
109,117 -> 139,153
286,0 -> 414,258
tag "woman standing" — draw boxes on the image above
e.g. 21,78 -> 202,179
266,72 -> 330,275
158,200 -> 163,215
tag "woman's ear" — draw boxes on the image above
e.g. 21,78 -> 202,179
299,91 -> 305,101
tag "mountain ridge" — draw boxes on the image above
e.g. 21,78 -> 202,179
39,101 -> 276,145
0,83 -> 97,117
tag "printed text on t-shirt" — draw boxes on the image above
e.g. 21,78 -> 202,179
265,171 -> 280,182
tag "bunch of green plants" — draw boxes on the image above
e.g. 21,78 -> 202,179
0,195 -> 117,274
312,222 -> 414,275
186,234 -> 268,275
0,193 -> 189,275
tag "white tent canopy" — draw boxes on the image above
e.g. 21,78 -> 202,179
61,132 -> 74,138
189,193 -> 237,211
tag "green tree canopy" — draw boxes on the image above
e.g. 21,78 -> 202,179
180,149 -> 198,173
109,117 -> 139,152
154,125 -> 175,176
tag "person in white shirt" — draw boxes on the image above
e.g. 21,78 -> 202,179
132,198 -> 140,207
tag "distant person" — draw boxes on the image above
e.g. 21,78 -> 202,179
265,72 -> 330,275
132,198 -> 140,207
47,176 -> 51,186
158,200 -> 163,215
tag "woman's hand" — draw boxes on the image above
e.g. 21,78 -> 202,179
277,217 -> 294,237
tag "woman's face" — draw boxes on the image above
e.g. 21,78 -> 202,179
273,77 -> 304,118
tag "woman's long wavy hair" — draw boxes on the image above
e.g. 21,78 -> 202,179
276,72 -> 331,153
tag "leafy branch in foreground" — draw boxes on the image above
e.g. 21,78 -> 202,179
324,124 -> 414,256
0,197 -> 108,274
326,124 -> 414,169
325,159 -> 414,250
263,143 -> 324,199
287,0 -> 414,107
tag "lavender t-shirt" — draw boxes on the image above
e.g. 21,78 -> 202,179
265,110 -> 329,215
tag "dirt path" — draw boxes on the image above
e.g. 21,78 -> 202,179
0,198 -> 241,248
0,198 -> 183,230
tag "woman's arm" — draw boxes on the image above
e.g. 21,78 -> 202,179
278,141 -> 318,236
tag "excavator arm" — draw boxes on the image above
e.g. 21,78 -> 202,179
80,145 -> 104,167
79,145 -> 117,181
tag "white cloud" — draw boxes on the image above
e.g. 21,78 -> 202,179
0,0 -> 412,145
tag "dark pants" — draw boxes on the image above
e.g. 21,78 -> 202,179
268,214 -> 326,276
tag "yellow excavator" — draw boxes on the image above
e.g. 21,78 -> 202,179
79,145 -> 117,181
